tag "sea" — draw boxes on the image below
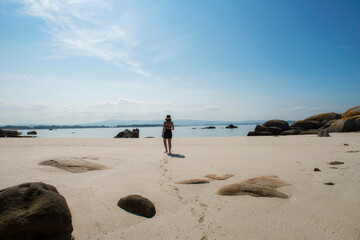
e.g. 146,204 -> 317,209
17,124 -> 257,138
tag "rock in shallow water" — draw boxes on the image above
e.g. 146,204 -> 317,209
0,182 -> 73,240
118,195 -> 156,218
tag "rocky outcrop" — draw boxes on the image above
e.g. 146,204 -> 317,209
118,195 -> 156,218
201,126 -> 216,129
328,115 -> 360,132
280,129 -> 302,135
262,120 -> 290,131
0,182 -> 73,240
27,131 -> 37,135
342,106 -> 360,118
0,129 -> 22,137
290,120 -> 320,130
248,121 -> 289,136
248,106 -> 360,136
225,124 -> 237,128
114,128 -> 139,138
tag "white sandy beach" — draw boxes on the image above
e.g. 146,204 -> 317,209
1,133 -> 360,240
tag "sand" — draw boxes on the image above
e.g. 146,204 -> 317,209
0,132 -> 360,239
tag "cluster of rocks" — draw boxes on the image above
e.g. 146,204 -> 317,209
114,128 -> 139,138
226,124 -> 237,128
248,106 -> 360,136
0,182 -> 157,240
0,129 -> 37,138
0,129 -> 22,137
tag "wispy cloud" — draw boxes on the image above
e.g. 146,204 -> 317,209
15,0 -> 163,81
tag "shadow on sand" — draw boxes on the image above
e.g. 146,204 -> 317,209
167,153 -> 185,158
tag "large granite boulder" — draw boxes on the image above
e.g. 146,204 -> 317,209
114,128 -> 139,138
328,115 -> 360,132
118,195 -> 156,218
280,129 -> 302,135
305,112 -> 341,126
248,121 -> 288,136
342,106 -> 360,118
0,182 -> 73,240
247,131 -> 277,136
290,120 -> 320,130
262,120 -> 290,131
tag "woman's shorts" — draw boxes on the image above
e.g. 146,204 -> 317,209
163,129 -> 172,139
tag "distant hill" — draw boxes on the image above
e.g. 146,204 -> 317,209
1,119 -> 296,130
81,119 -> 266,127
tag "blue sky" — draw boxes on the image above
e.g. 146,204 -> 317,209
0,0 -> 359,124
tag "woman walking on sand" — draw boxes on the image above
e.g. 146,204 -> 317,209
162,115 -> 174,154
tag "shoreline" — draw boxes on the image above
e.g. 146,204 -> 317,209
1,133 -> 360,239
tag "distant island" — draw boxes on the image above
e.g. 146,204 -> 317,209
0,119 -> 292,130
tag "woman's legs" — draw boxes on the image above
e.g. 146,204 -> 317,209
163,138 -> 168,153
168,138 -> 172,154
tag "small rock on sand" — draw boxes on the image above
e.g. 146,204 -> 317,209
328,161 -> 344,165
176,179 -> 210,184
241,175 -> 291,188
118,195 -> 156,218
217,183 -> 289,199
314,168 -> 321,172
217,175 -> 290,199
39,158 -> 106,173
324,182 -> 335,185
204,174 -> 234,180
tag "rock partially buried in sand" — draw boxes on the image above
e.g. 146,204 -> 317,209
118,195 -> 156,218
217,175 -> 290,199
39,158 -> 106,173
217,183 -> 289,199
241,175 -> 291,188
205,174 -> 234,180
0,182 -> 73,240
176,179 -> 210,184
328,161 -> 344,165
324,182 -> 335,186
314,168 -> 321,172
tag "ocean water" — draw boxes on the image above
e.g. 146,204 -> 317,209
18,124 -> 257,138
